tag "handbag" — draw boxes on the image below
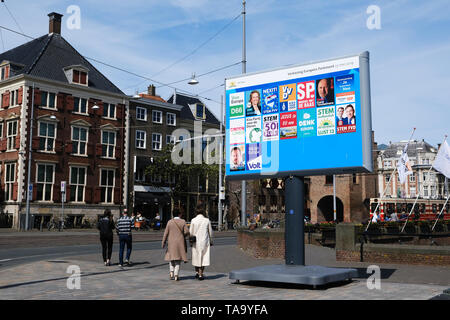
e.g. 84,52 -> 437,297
189,235 -> 196,245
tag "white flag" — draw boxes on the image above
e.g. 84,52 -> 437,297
433,140 -> 450,179
397,144 -> 413,184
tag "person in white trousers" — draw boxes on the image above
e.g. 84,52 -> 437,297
189,204 -> 213,280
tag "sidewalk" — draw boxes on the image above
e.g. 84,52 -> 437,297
0,243 -> 448,300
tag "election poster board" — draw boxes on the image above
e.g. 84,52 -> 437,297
225,52 -> 373,180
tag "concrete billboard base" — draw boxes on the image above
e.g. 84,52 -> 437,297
229,264 -> 358,288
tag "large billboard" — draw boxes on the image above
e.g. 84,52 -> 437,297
225,52 -> 372,180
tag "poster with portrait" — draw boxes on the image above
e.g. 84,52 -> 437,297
230,145 -> 245,171
315,78 -> 335,106
337,103 -> 356,134
245,89 -> 262,116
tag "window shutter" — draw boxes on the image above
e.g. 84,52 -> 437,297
33,89 -> 41,106
96,144 -> 103,156
15,135 -> 20,149
116,104 -> 123,120
18,87 -> 23,105
5,66 -> 9,79
73,70 -> 80,83
94,187 -> 101,203
55,139 -> 63,153
53,184 -> 61,202
32,137 -> 40,150
12,183 -> 18,201
115,146 -> 122,159
66,95 -> 74,111
80,72 -> 87,85
113,187 -> 121,204
32,184 -> 37,201
65,142 -> 73,154
66,186 -> 71,202
56,93 -> 64,111
85,186 -> 93,203
2,91 -> 10,108
0,139 -> 7,151
0,185 -> 4,202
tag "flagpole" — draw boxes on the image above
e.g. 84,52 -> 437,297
431,135 -> 449,232
432,194 -> 450,231
401,134 -> 447,233
366,128 -> 416,232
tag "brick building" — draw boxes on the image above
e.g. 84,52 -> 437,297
127,85 -> 183,225
0,13 -> 129,229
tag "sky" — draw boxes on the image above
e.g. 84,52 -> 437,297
0,0 -> 449,147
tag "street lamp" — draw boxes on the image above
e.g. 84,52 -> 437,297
188,73 -> 199,85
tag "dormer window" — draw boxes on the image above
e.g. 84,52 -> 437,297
0,65 -> 9,81
64,65 -> 89,86
195,103 -> 206,120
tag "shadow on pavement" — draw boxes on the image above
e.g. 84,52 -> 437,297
0,262 -> 167,290
234,279 -> 355,291
353,267 -> 396,280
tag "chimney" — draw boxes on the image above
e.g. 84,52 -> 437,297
48,12 -> 63,35
148,85 -> 156,96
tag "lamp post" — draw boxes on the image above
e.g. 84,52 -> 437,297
25,83 -> 35,231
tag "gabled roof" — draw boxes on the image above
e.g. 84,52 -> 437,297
167,93 -> 220,125
382,140 -> 437,158
0,33 -> 123,95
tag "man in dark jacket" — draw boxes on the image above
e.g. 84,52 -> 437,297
97,209 -> 115,266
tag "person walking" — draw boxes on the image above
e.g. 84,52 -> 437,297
116,209 -> 134,267
162,208 -> 189,281
97,209 -> 115,266
189,204 -> 213,280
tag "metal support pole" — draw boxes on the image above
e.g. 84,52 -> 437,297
333,175 -> 336,222
25,84 -> 35,231
218,95 -> 224,231
241,0 -> 247,227
285,176 -> 305,265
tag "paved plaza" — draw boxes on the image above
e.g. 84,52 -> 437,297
0,231 -> 448,300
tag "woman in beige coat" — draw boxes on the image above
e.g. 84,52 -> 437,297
162,209 -> 189,281
189,204 -> 213,280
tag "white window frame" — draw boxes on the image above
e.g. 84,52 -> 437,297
71,126 -> 88,155
73,97 -> 88,114
101,130 -> 116,158
4,162 -> 15,201
6,120 -> 17,151
152,133 -> 162,151
38,121 -> 56,152
152,110 -> 162,124
136,130 -> 146,149
103,103 -> 116,119
135,168 -> 145,182
36,163 -> 55,202
100,168 -> 115,203
10,89 -> 19,107
136,107 -> 147,121
69,166 -> 87,203
166,134 -> 175,145
167,112 -> 176,126
40,91 -> 57,109
409,174 -> 416,183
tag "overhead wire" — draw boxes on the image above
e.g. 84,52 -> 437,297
2,1 -> 24,34
0,25 -> 226,105
150,12 -> 242,78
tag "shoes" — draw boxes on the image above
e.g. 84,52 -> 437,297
106,260 -> 111,266
104,261 -> 107,266
170,272 -> 175,280
198,275 -> 204,281
195,273 -> 199,279
125,260 -> 131,266
118,264 -> 123,267
174,276 -> 179,281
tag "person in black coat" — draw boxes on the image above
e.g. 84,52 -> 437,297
97,209 -> 116,266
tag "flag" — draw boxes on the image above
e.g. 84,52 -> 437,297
397,144 -> 413,184
433,140 -> 450,179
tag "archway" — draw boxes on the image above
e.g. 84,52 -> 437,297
317,196 -> 344,222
